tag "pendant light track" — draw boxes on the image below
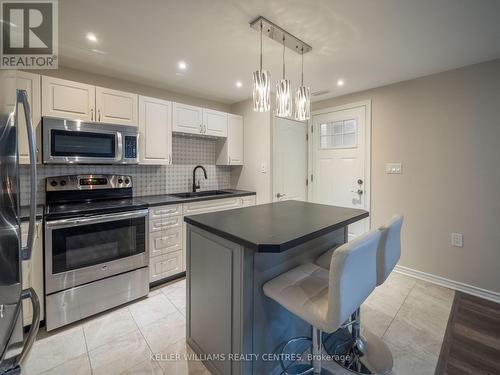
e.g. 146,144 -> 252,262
249,16 -> 312,54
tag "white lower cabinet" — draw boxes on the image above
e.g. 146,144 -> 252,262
150,228 -> 182,257
148,195 -> 256,284
150,251 -> 183,283
21,220 -> 44,326
240,195 -> 256,207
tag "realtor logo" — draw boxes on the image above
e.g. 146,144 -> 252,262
1,0 -> 58,69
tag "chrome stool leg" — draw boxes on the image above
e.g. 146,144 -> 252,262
329,308 -> 393,375
278,327 -> 324,375
312,328 -> 322,374
279,336 -> 313,375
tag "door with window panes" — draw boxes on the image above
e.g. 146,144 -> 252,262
311,104 -> 369,240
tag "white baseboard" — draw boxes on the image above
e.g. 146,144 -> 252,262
394,265 -> 500,304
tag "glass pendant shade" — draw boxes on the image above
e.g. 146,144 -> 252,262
294,85 -> 310,121
253,70 -> 270,112
275,79 -> 292,117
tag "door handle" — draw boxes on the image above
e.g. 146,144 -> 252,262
351,189 -> 363,195
276,193 -> 286,198
16,90 -> 37,261
98,109 -> 101,121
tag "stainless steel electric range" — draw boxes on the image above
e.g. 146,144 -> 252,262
44,174 -> 149,331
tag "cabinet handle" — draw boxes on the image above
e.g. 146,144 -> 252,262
91,108 -> 94,121
169,154 -> 172,164
98,109 -> 101,121
200,124 -> 203,133
228,156 -> 231,165
204,125 -> 207,133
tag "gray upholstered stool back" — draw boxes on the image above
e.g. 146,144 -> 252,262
326,229 -> 380,330
376,215 -> 404,286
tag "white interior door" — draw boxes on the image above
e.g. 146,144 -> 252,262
311,103 -> 370,239
273,117 -> 308,202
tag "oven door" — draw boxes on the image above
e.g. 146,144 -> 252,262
45,209 -> 149,294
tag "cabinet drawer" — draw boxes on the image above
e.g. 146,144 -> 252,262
150,216 -> 182,232
149,204 -> 181,219
149,251 -> 183,283
183,197 -> 242,215
150,228 -> 182,257
241,195 -> 256,207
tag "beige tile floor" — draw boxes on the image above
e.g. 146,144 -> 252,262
23,273 -> 454,375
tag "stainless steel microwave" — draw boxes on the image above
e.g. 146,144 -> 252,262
42,117 -> 138,164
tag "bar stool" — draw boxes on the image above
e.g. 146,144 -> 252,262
315,215 -> 404,374
263,229 -> 381,374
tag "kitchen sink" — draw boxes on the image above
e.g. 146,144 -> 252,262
169,190 -> 232,199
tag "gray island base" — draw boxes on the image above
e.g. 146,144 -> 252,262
184,200 -> 369,375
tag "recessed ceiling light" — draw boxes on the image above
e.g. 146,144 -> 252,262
178,61 -> 187,70
235,81 -> 242,88
337,79 -> 345,87
86,32 -> 97,42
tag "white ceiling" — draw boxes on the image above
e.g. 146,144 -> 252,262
59,0 -> 500,104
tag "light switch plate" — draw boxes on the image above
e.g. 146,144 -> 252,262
385,163 -> 402,174
451,233 -> 463,248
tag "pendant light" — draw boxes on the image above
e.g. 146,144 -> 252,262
275,35 -> 292,117
294,46 -> 310,121
253,20 -> 270,112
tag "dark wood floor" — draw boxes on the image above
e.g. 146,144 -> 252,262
435,292 -> 500,375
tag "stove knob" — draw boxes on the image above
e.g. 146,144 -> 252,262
60,180 -> 67,186
50,180 -> 58,187
118,178 -> 124,184
124,179 -> 130,184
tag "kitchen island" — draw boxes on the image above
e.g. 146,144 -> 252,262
184,200 -> 369,375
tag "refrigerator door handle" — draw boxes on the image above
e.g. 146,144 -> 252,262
10,288 -> 40,370
16,89 -> 37,261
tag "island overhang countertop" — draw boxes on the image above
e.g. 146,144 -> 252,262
183,200 -> 369,252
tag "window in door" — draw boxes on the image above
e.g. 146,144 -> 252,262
319,119 -> 357,149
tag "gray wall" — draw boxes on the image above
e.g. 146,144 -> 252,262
230,99 -> 273,205
312,59 -> 500,294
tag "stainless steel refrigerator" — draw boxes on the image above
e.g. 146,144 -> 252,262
0,71 -> 40,375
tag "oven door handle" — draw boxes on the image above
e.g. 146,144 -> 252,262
46,209 -> 149,229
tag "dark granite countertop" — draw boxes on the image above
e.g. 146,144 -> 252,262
139,189 -> 255,207
19,190 -> 256,220
184,200 -> 369,252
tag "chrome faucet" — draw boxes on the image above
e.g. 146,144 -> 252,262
192,165 -> 208,192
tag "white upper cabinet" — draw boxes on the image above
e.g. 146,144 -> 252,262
42,76 -> 95,121
172,102 -> 203,135
173,103 -> 228,137
138,96 -> 172,165
16,72 -> 41,164
216,114 -> 243,165
204,109 -> 228,137
95,87 -> 138,126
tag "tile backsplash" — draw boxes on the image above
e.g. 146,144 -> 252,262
19,135 -> 233,205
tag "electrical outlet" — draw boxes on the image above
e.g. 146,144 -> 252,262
260,162 -> 267,174
385,163 -> 402,174
451,233 -> 463,248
